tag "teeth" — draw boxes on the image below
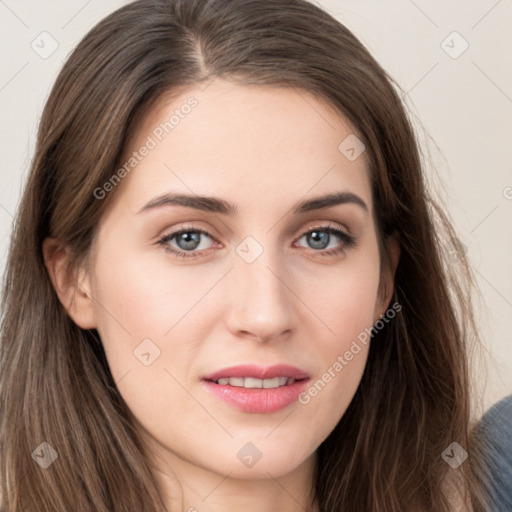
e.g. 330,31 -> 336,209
215,377 -> 296,388
263,377 -> 284,388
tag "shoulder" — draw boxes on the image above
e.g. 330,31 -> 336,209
476,394 -> 512,459
473,394 -> 512,511
478,394 -> 512,431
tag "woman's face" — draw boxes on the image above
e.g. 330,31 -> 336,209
75,79 -> 395,481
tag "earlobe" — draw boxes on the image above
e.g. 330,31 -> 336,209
42,238 -> 97,329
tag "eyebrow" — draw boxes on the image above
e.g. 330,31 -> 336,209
138,191 -> 368,216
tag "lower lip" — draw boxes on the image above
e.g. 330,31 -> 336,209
202,379 -> 309,413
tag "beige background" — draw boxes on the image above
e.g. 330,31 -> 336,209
1,0 -> 511,412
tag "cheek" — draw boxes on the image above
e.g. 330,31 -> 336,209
89,249 -> 220,446
90,245 -> 222,375
296,242 -> 381,344
291,249 -> 380,439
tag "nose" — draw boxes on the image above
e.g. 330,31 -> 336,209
224,243 -> 295,343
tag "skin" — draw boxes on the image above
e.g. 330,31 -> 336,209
45,79 -> 399,512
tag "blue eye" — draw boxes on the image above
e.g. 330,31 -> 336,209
295,226 -> 356,256
158,226 -> 215,258
157,223 -> 356,259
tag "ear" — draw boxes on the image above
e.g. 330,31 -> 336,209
42,238 -> 97,329
375,233 -> 400,320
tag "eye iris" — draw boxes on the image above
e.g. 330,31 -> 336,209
308,230 -> 329,249
177,232 -> 201,250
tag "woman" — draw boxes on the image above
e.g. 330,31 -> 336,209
0,0 -> 486,510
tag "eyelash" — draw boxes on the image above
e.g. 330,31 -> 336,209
157,223 -> 357,259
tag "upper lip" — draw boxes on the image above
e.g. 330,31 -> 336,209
203,364 -> 309,382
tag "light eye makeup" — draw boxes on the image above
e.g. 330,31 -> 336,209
156,222 -> 358,259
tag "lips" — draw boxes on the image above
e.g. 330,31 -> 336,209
202,364 -> 310,413
202,364 -> 309,382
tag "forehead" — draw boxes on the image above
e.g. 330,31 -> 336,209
110,79 -> 372,218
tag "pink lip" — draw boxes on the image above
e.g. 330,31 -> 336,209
202,364 -> 309,381
202,364 -> 310,414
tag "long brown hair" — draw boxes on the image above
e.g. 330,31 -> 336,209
0,0 -> 485,510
